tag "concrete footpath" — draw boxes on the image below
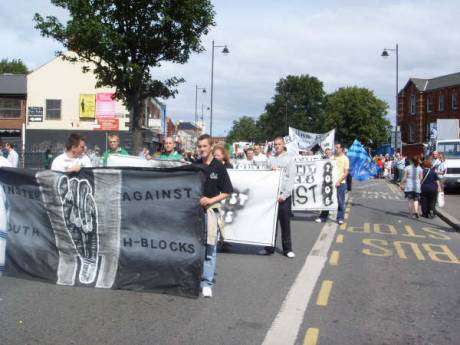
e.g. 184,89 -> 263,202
437,190 -> 460,231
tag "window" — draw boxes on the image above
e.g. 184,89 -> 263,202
46,99 -> 61,119
452,91 -> 458,110
0,98 -> 21,118
408,124 -> 415,143
410,95 -> 416,115
426,96 -> 432,113
438,95 -> 445,112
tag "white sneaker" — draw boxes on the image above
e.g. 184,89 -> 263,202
338,220 -> 344,225
286,251 -> 296,258
202,286 -> 213,298
315,218 -> 324,223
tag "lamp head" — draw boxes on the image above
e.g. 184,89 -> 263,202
222,46 -> 230,55
202,88 -> 207,94
381,49 -> 389,58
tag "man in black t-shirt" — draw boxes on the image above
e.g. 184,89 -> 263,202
195,134 -> 233,298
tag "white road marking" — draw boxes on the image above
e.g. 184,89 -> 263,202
262,221 -> 338,345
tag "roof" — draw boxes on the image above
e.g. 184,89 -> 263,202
0,74 -> 27,95
177,122 -> 198,130
408,72 -> 460,92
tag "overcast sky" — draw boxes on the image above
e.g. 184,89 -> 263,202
1,0 -> 460,136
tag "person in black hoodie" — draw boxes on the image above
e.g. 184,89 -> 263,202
420,159 -> 442,218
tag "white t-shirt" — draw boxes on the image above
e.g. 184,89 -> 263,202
7,149 -> 19,168
0,156 -> 12,168
253,153 -> 267,162
51,152 -> 92,172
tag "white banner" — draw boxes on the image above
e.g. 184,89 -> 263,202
287,127 -> 335,153
223,170 -> 281,246
291,158 -> 338,211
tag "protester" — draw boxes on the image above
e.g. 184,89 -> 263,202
51,133 -> 92,172
213,145 -> 233,168
44,148 -> 54,169
315,144 -> 349,224
101,133 -> 128,167
400,155 -> 423,219
316,147 -> 333,222
345,148 -> 352,191
89,146 -> 101,167
420,159 -> 442,218
253,144 -> 267,162
237,147 -> 257,167
195,134 -> 233,298
260,136 -> 296,258
4,142 -> 19,168
0,140 -> 12,168
159,137 -> 183,161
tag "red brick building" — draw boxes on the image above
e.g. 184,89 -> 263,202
398,72 -> 460,153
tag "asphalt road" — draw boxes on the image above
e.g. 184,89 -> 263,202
1,179 -> 460,345
444,186 -> 460,220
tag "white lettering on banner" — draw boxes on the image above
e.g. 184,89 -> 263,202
291,159 -> 338,211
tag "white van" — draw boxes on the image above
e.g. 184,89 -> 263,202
436,139 -> 460,189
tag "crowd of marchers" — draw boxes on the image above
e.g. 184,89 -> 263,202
0,131 -> 352,299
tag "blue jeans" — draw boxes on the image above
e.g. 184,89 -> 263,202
201,212 -> 218,288
201,244 -> 217,288
336,183 -> 347,221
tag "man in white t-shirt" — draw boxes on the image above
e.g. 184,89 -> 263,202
4,143 -> 19,168
0,156 -> 11,168
253,144 -> 267,162
51,133 -> 92,172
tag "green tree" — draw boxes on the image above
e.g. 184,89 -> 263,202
0,59 -> 28,74
34,0 -> 214,153
322,86 -> 391,148
258,74 -> 325,139
226,116 -> 261,143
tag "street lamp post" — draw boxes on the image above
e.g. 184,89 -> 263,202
381,43 -> 399,150
195,85 -> 206,125
210,40 -> 229,137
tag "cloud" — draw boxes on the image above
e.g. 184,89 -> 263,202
1,0 -> 459,136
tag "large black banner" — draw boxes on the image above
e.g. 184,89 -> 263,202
0,166 -> 206,297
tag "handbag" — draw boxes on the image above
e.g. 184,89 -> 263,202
437,191 -> 445,208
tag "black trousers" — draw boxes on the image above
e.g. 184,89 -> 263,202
277,196 -> 292,253
421,191 -> 437,217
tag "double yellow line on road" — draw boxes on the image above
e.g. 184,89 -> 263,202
304,196 -> 352,345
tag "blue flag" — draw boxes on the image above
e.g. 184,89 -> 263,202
347,139 -> 379,181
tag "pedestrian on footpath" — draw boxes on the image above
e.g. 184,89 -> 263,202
420,159 -> 442,218
260,136 -> 296,258
315,144 -> 349,224
195,134 -> 233,298
399,155 -> 423,218
51,133 -> 92,172
101,133 -> 128,167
